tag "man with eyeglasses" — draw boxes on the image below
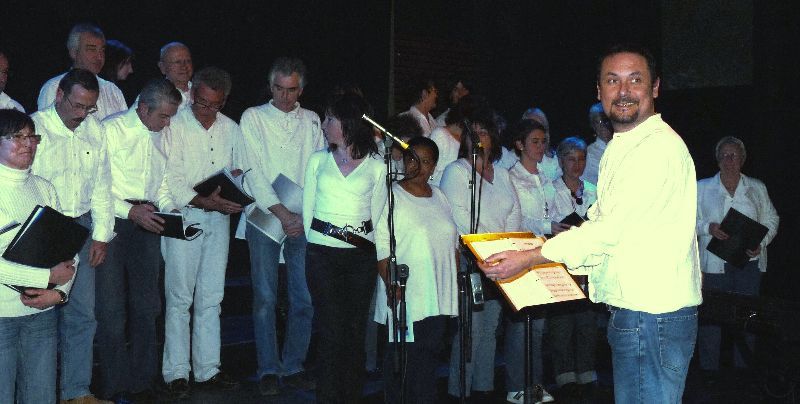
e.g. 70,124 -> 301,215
30,68 -> 115,404
583,102 -> 614,185
0,51 -> 25,112
158,42 -> 194,108
91,78 -> 182,402
37,23 -> 127,120
237,56 -> 323,396
160,66 -> 244,398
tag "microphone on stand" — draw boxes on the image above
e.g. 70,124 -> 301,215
362,114 -> 421,179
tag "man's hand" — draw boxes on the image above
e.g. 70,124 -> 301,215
709,223 -> 729,240
20,289 -> 62,310
49,259 -> 76,285
746,245 -> 762,258
195,186 -> 243,215
551,222 -> 572,235
269,203 -> 303,237
128,203 -> 165,233
477,247 -> 551,281
88,240 -> 108,267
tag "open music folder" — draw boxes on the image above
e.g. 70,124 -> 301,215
461,232 -> 585,311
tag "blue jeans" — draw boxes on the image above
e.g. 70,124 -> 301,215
247,223 -> 312,377
95,218 -> 162,397
699,260 -> 761,370
607,305 -> 697,404
58,213 -> 96,400
0,309 -> 57,404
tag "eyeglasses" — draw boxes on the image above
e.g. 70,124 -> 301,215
3,133 -> 42,144
193,98 -> 224,111
64,97 -> 98,114
720,152 -> 741,161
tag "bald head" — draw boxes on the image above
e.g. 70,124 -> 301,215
158,42 -> 193,91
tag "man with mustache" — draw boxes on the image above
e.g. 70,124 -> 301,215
30,68 -> 115,404
37,23 -> 127,120
478,44 -> 701,404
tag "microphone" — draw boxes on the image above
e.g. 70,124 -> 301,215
463,119 -> 482,151
362,114 -> 409,150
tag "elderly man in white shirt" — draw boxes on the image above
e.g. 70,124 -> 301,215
583,102 -> 613,185
94,79 -> 181,402
158,42 -> 193,108
402,78 -> 438,137
239,57 -> 323,396
37,23 -> 127,120
30,68 -> 115,404
0,51 -> 24,112
479,45 -> 702,404
160,67 -> 244,397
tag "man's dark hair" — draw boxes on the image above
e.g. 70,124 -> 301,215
193,66 -> 232,97
596,43 -> 659,85
58,68 -> 100,96
407,76 -> 436,105
0,108 -> 35,139
139,78 -> 181,110
325,92 -> 377,160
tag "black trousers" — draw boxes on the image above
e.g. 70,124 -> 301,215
383,315 -> 447,404
306,243 -> 377,404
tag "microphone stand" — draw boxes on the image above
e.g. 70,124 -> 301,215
363,114 -> 409,404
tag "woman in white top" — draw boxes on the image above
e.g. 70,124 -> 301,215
440,108 -> 522,398
0,109 -> 77,403
374,136 -> 458,403
302,93 -> 388,403
546,137 -> 601,396
697,136 -> 779,372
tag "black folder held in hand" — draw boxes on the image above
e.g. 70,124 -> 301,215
192,168 -> 254,207
155,212 -> 203,240
706,208 -> 769,268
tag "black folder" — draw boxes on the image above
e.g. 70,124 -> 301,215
2,205 -> 89,294
706,208 -> 769,268
155,212 -> 203,240
192,168 -> 254,207
560,212 -> 586,227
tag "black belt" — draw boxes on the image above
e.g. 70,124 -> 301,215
125,199 -> 155,206
311,218 -> 374,250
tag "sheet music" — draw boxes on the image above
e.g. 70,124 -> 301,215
470,237 -> 544,262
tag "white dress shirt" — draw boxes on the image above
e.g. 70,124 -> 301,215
583,138 -> 607,186
101,106 -> 171,218
404,106 -> 436,137
160,107 -> 243,212
0,164 -> 75,317
540,114 -> 702,314
508,161 -> 554,236
429,126 -> 460,186
0,92 -> 24,112
37,72 -> 127,120
240,100 -> 324,213
696,172 -> 779,273
549,177 -> 597,221
30,106 -> 115,242
303,152 -> 387,248
439,158 -> 521,235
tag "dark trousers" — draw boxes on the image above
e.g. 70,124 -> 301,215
306,243 -> 376,404
383,315 -> 447,404
94,218 -> 162,397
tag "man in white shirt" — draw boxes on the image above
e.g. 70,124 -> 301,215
158,42 -> 194,108
479,44 -> 701,404
402,78 -> 438,137
240,56 -> 323,396
30,68 -> 115,404
160,67 -> 243,397
37,23 -> 127,120
0,51 -> 25,112
582,102 -> 613,185
94,78 -> 181,402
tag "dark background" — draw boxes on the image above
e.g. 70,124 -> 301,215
2,0 -> 797,299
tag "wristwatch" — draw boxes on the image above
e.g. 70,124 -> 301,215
55,289 -> 68,305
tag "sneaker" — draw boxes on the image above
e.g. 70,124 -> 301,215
506,386 -> 555,404
258,374 -> 279,396
165,378 -> 191,399
282,371 -> 316,391
60,395 -> 114,404
197,372 -> 241,390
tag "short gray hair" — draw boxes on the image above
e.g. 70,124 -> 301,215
66,23 -> 105,52
268,57 -> 307,88
556,136 -> 588,160
714,136 -> 747,162
192,66 -> 232,97
139,78 -> 182,110
159,42 -> 190,61
522,107 -> 549,133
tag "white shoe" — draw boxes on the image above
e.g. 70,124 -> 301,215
506,386 -> 555,404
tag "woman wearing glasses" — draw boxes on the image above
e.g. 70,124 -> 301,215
0,109 -> 77,403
